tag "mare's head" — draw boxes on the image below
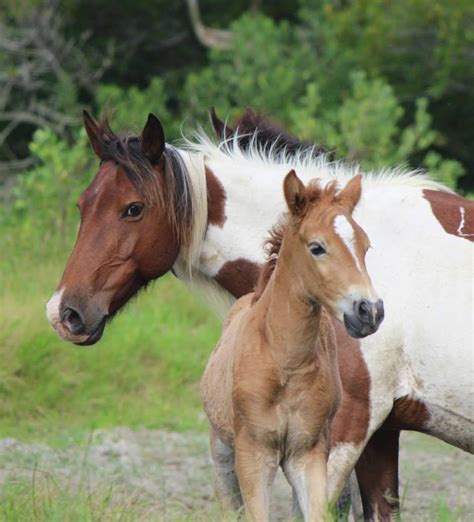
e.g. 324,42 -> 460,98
46,111 -> 194,345
263,170 -> 383,338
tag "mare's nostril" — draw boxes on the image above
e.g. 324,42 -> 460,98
62,307 -> 84,335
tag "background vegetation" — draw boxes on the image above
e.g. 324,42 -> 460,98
0,1 -> 473,519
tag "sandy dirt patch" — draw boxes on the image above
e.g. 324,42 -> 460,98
0,429 -> 471,520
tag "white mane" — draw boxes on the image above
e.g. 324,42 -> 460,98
183,128 -> 452,193
172,148 -> 235,319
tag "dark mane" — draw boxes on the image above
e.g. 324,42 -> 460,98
221,108 -> 329,158
252,179 -> 340,303
96,115 -> 193,243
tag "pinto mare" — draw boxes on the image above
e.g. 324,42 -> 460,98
46,111 -> 474,521
201,171 -> 384,521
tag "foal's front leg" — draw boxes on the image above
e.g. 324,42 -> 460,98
210,429 -> 243,510
234,430 -> 279,522
283,439 -> 330,522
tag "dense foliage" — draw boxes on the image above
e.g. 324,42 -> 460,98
1,0 -> 473,238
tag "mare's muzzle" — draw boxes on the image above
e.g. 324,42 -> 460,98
343,299 -> 384,338
47,290 -> 108,346
60,301 -> 107,345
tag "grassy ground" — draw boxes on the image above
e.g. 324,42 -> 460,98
1,231 -> 472,521
0,232 -> 221,443
0,428 -> 471,521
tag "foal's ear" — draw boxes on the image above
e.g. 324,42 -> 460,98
284,170 -> 307,217
141,113 -> 165,164
209,107 -> 233,139
83,109 -> 104,159
338,174 -> 362,213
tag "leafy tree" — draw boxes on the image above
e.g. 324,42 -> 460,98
182,14 -> 463,186
8,128 -> 93,243
95,79 -> 177,138
183,14 -> 315,123
0,2 -> 111,177
291,72 -> 463,186
298,0 -> 474,188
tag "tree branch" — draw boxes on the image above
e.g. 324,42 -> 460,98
185,0 -> 232,50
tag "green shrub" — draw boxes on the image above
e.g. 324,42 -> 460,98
6,128 -> 94,247
181,14 -> 464,187
96,78 -> 178,138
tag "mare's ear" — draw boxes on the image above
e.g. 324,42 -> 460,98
209,107 -> 233,140
284,170 -> 308,217
83,109 -> 104,159
141,113 -> 165,164
338,174 -> 362,213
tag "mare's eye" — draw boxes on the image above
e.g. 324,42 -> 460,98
123,203 -> 144,219
310,242 -> 326,257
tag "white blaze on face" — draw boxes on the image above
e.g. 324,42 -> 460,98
333,214 -> 362,272
46,288 -> 64,327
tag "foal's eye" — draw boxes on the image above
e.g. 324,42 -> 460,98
123,203 -> 144,219
310,243 -> 326,257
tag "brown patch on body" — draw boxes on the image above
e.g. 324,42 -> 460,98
383,396 -> 430,431
205,166 -> 227,227
330,319 -> 371,447
424,189 -> 474,242
214,258 -> 260,298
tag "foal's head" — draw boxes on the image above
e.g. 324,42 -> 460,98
275,170 -> 383,338
47,111 -> 193,345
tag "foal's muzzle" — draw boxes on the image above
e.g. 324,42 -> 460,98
343,299 -> 384,338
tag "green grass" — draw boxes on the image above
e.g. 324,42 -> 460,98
0,478 -> 465,522
0,480 -> 240,521
0,230 -> 221,443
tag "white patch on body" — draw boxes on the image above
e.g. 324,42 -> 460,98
327,442 -> 366,499
333,214 -> 362,272
357,187 -> 474,444
178,139 -> 473,487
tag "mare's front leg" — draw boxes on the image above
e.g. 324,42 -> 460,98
283,437 -> 330,522
355,429 -> 400,521
209,429 -> 243,511
234,429 -> 279,522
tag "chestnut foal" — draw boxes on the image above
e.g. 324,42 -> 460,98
201,171 -> 384,521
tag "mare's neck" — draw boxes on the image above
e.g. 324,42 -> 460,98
258,240 -> 322,370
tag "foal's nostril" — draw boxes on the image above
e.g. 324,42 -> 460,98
62,307 -> 84,335
357,299 -> 372,322
375,299 -> 385,325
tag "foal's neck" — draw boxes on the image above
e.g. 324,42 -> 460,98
259,242 -> 322,371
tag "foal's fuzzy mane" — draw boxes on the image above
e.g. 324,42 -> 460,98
252,179 -> 340,302
252,216 -> 288,303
